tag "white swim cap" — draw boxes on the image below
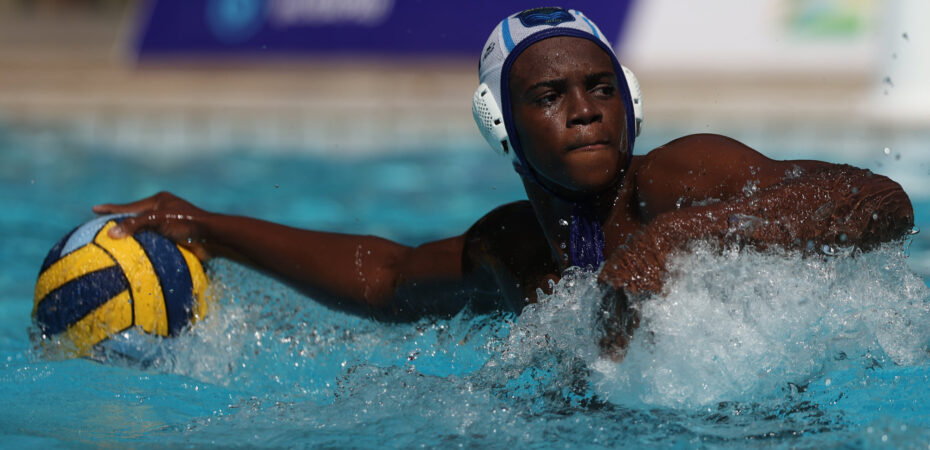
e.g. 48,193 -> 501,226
472,7 -> 642,172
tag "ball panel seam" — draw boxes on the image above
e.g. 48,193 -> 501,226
66,290 -> 134,355
33,265 -> 128,336
133,231 -> 195,336
94,222 -> 169,337
179,245 -> 209,322
34,243 -> 117,312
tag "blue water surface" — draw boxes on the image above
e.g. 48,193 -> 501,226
1,129 -> 929,448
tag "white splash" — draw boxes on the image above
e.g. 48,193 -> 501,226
588,242 -> 930,409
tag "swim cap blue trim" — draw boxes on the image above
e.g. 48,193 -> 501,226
580,16 -> 601,39
501,17 -> 515,52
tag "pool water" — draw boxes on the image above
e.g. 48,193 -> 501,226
1,131 -> 929,448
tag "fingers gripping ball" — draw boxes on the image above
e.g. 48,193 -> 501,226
33,214 -> 209,356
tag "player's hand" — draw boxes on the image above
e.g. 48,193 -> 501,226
92,192 -> 213,260
598,225 -> 669,296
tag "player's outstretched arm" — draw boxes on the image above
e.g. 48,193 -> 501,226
93,192 -> 497,321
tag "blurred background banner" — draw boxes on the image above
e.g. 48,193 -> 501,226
0,0 -> 927,180
133,0 -> 635,57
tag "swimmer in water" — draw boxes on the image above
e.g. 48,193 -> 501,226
94,7 -> 914,358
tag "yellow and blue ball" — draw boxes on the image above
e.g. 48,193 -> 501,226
33,214 -> 209,356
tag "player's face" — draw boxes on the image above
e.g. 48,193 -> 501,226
509,36 -> 628,196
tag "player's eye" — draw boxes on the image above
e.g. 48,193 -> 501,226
534,91 -> 559,107
592,84 -> 615,98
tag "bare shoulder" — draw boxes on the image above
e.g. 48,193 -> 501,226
631,134 -> 827,219
634,134 -> 769,179
465,200 -> 546,262
467,200 -> 536,233
463,200 -> 555,284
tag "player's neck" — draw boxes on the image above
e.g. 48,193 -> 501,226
522,178 -> 622,270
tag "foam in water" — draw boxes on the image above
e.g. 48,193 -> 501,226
590,241 -> 930,409
472,267 -> 606,411
451,238 -> 930,413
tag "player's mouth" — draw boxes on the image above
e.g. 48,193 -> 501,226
566,139 -> 612,153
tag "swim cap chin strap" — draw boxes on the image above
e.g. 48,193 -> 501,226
570,203 -> 605,270
473,7 -> 643,270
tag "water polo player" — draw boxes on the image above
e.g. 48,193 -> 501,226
93,7 -> 914,356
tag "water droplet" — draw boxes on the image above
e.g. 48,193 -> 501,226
559,219 -> 569,226
902,32 -> 909,41
559,242 -> 567,249
872,213 -> 879,220
825,378 -> 832,386
840,233 -> 848,242
821,244 -> 836,256
742,179 -> 759,197
883,147 -> 892,155
895,153 -> 901,161
909,226 -> 920,235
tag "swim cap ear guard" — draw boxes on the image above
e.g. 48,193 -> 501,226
471,7 -> 644,160
472,83 -> 511,154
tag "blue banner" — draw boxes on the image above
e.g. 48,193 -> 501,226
133,0 -> 635,57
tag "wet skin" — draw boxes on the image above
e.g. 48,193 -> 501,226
94,36 -> 915,356
509,37 -> 628,197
